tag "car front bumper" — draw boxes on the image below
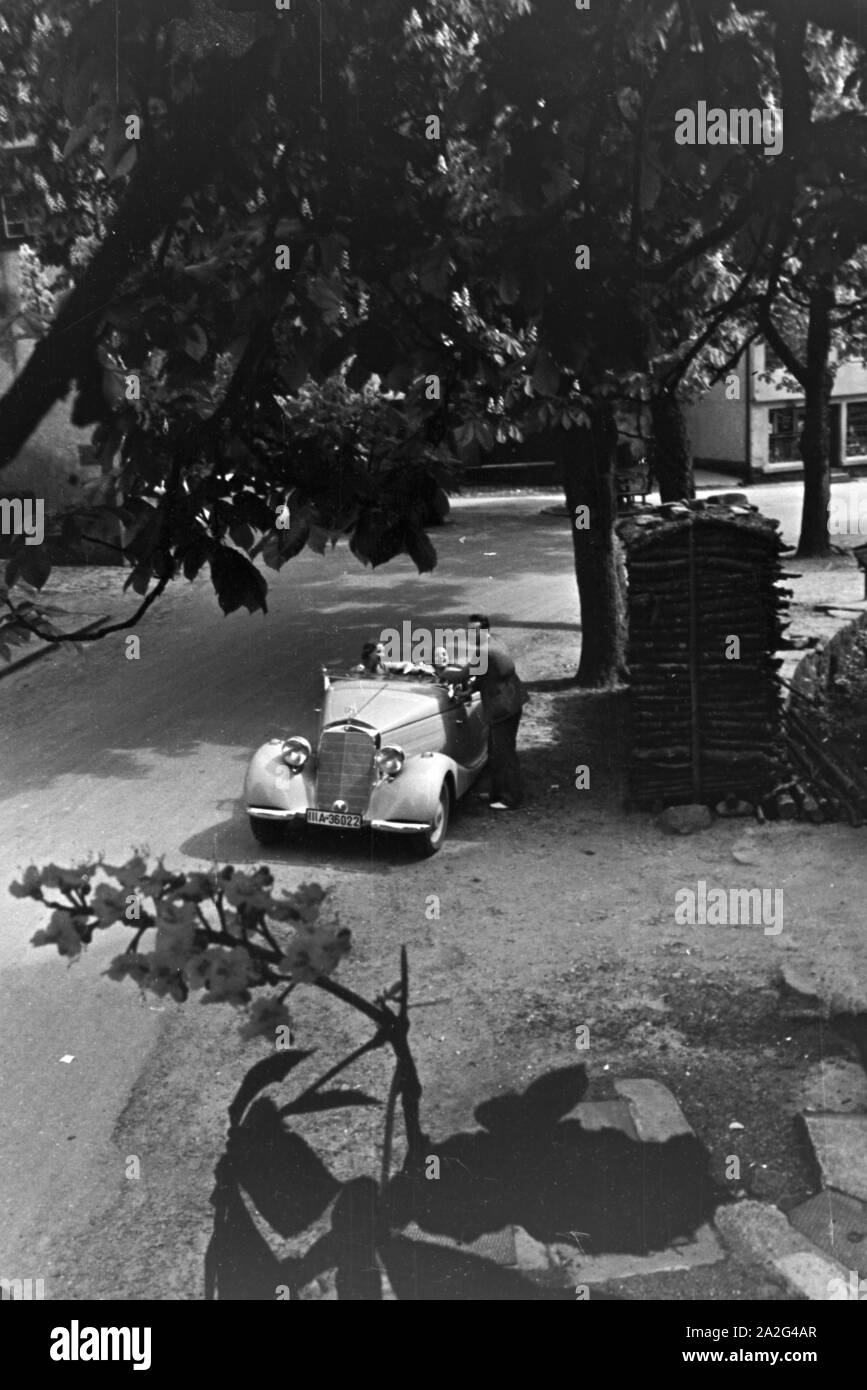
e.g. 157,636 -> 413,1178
248,807 -> 429,834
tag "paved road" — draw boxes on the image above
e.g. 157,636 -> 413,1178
0,498 -> 580,1281
734,474 -> 867,549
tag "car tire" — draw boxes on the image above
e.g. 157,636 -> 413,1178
418,782 -> 451,857
249,815 -> 286,848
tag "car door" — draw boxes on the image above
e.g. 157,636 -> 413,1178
445,688 -> 487,769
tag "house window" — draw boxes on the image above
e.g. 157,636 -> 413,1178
846,402 -> 867,458
768,406 -> 804,462
0,193 -> 39,242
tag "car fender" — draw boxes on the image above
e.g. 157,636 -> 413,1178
369,752 -> 457,825
244,740 -> 314,812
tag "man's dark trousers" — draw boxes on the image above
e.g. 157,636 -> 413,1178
489,711 -> 523,807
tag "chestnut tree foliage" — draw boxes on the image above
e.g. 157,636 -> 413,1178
0,0 -> 499,621
2,0 -> 867,676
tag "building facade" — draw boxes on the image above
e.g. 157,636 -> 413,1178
685,342 -> 867,482
1,141 -> 94,525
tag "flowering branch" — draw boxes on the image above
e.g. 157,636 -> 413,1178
10,853 -> 426,1168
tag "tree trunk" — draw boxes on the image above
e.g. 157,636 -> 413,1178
649,386 -> 694,501
554,405 -> 627,688
797,277 -> 835,558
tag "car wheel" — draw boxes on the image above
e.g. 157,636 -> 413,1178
249,815 -> 286,848
418,782 -> 451,857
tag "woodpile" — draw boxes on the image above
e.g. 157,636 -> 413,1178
782,692 -> 867,826
617,499 -> 789,809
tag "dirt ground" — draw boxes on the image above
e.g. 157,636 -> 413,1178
28,612 -> 867,1301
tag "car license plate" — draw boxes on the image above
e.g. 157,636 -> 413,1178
307,809 -> 362,830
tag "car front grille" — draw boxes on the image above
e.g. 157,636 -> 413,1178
316,727 -> 375,814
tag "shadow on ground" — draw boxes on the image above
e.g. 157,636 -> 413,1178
206,1062 -> 725,1301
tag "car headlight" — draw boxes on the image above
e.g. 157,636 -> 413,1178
375,745 -> 405,778
281,736 -> 312,770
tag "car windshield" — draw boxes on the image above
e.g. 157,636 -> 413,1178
326,668 -> 439,684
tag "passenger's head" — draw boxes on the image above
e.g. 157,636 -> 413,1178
433,645 -> 449,673
360,641 -> 384,672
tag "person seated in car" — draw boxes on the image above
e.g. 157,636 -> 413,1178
354,641 -> 431,679
432,645 -> 471,692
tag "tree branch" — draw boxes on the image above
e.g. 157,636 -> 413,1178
3,571 -> 171,645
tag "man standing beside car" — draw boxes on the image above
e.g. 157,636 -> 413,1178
466,614 -> 526,810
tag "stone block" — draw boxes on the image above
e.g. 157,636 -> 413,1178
614,1077 -> 694,1142
802,1113 -> 867,1204
568,1099 -> 639,1140
801,1060 -> 867,1114
553,1223 -> 724,1285
787,1190 -> 867,1278
714,1199 -> 849,1299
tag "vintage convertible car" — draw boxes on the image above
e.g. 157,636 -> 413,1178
244,668 -> 488,856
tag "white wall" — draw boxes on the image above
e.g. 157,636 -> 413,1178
752,342 -> 867,402
689,344 -> 867,474
0,247 -> 92,512
684,372 -> 746,464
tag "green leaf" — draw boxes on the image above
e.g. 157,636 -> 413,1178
639,160 -> 662,212
4,546 -> 51,591
17,549 -> 52,591
532,351 -> 561,397
418,247 -> 453,299
61,99 -> 111,159
403,525 -> 437,574
184,324 -> 208,362
125,565 -> 153,597
454,422 -> 476,450
267,509 -> 310,568
182,540 -> 213,582
113,143 -> 138,181
319,234 -> 346,273
349,512 -> 404,568
210,547 -> 269,616
307,276 -> 344,325
229,522 -> 255,551
498,272 -> 521,306
474,421 -> 494,452
277,355 -> 309,392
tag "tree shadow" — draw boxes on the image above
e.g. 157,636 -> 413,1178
205,1061 -> 725,1301
522,675 -> 582,693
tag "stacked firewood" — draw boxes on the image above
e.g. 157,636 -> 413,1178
617,499 -> 789,809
